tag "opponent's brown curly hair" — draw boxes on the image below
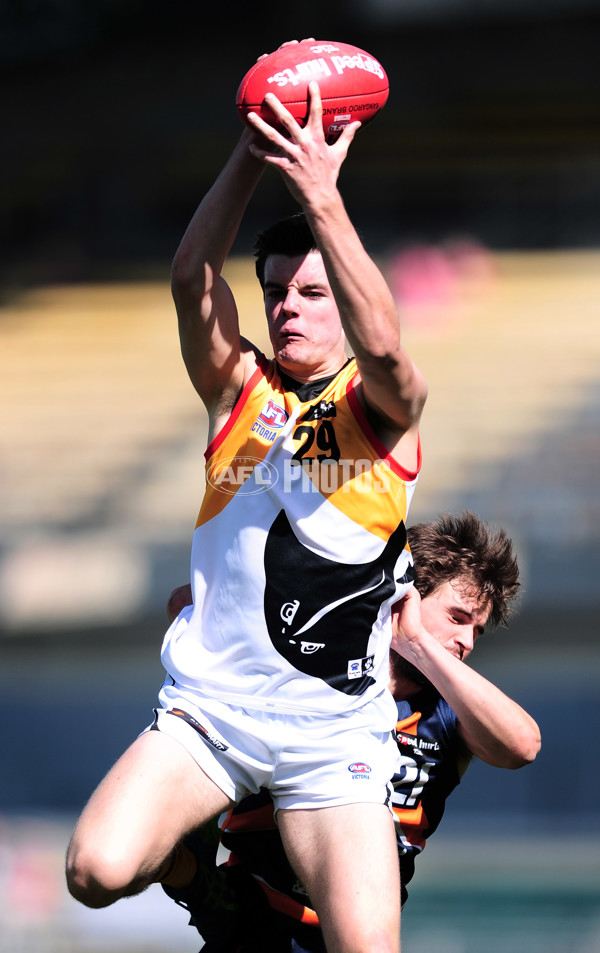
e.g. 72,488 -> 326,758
407,510 -> 520,629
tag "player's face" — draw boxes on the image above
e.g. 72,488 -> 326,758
263,251 -> 347,378
420,579 -> 491,662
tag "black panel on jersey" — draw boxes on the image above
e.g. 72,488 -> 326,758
264,509 -> 408,694
277,359 -> 351,404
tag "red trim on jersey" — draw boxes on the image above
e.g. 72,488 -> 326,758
345,373 -> 422,481
204,356 -> 270,460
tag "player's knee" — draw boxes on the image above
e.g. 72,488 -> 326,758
65,837 -> 137,908
322,916 -> 399,953
348,931 -> 399,953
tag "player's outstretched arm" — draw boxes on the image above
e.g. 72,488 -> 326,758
392,589 -> 541,769
171,128 -> 265,416
246,82 -> 427,454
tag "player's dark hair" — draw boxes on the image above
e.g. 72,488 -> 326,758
253,212 -> 318,289
407,510 -> 520,629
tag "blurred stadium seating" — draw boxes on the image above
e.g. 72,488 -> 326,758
1,250 -> 599,629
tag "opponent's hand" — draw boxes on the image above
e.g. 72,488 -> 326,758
245,81 -> 361,206
390,587 -> 424,658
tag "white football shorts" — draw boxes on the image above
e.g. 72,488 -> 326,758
146,682 -> 400,814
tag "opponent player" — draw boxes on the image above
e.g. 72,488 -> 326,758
162,512 -> 541,953
66,41 -> 427,953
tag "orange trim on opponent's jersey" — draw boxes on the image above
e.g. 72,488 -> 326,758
254,875 -> 320,926
396,711 -> 421,736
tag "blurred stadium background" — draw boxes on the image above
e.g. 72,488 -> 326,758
1,1 -> 599,951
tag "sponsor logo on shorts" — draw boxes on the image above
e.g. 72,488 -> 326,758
167,708 -> 229,752
347,655 -> 375,679
348,762 -> 372,779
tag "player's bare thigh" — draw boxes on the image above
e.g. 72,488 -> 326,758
278,802 -> 401,953
66,729 -> 234,907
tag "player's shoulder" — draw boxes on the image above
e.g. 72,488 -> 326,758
240,339 -> 279,389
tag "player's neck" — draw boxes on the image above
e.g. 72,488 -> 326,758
389,651 -> 430,700
389,673 -> 424,701
276,356 -> 349,385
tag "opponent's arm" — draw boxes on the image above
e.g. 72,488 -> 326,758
246,82 -> 427,448
171,127 -> 266,417
392,589 -> 541,769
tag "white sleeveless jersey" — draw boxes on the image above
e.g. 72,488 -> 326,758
161,356 -> 421,715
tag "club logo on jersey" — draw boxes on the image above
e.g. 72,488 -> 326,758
280,600 -> 300,625
264,509 -> 408,696
348,655 -> 375,679
300,399 -> 336,422
166,708 -> 229,751
281,603 -> 325,653
251,399 -> 288,442
207,456 -> 278,496
348,762 -> 372,778
300,641 -> 325,654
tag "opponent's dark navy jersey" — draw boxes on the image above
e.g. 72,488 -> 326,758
217,687 -> 466,927
392,685 -> 464,905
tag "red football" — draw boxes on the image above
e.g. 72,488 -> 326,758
236,40 -> 389,143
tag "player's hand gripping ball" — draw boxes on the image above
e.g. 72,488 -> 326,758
236,39 -> 389,142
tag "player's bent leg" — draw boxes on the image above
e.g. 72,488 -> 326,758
278,802 -> 400,953
66,729 -> 234,909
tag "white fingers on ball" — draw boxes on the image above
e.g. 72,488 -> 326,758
306,81 -> 324,131
246,108 -> 290,151
333,121 -> 361,157
263,93 -> 305,139
257,38 -> 304,61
